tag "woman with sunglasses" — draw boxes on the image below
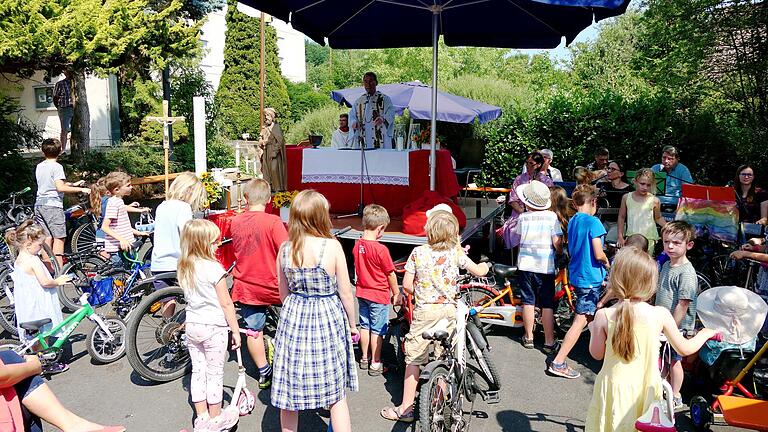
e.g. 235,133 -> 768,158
734,165 -> 767,223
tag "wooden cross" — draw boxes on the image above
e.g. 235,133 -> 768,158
144,100 -> 185,197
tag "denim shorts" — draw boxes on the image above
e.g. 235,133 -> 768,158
358,298 -> 389,335
0,350 -> 46,431
574,286 -> 602,316
58,106 -> 74,133
239,304 -> 268,332
517,271 -> 555,309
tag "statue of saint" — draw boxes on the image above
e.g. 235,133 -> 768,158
258,108 -> 287,191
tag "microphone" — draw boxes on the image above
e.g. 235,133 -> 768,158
591,173 -> 609,185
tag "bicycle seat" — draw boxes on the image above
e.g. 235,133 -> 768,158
492,264 -> 517,281
423,330 -> 450,341
422,318 -> 451,341
20,318 -> 52,333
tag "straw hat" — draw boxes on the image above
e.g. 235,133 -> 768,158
426,203 -> 453,218
697,286 -> 768,344
515,180 -> 551,210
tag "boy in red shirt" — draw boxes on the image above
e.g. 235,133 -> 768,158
354,204 -> 400,376
230,179 -> 288,389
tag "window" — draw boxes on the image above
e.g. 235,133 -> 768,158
34,86 -> 55,110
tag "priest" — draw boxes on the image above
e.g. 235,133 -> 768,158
348,72 -> 395,149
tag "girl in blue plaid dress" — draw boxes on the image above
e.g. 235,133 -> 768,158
272,190 -> 359,432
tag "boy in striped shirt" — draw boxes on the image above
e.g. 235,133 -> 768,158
514,180 -> 563,352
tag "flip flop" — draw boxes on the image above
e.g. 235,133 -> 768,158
380,406 -> 414,423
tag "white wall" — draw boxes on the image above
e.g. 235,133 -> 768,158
199,3 -> 306,92
0,72 -> 114,148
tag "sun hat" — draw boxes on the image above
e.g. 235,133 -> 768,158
515,180 -> 551,210
696,286 -> 768,344
426,203 -> 453,218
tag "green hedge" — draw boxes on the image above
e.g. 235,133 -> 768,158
479,89 -> 753,188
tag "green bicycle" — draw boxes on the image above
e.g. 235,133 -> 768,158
0,294 -> 126,365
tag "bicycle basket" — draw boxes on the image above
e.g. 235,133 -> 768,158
135,212 -> 155,233
87,276 -> 115,306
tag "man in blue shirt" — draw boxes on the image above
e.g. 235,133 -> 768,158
652,145 -> 694,209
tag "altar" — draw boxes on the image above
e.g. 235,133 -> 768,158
286,147 -> 461,216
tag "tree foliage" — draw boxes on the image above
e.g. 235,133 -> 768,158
215,0 -> 290,139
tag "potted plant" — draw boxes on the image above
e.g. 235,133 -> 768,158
272,190 -> 298,221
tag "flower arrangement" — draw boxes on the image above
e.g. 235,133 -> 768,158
272,190 -> 299,208
412,125 -> 431,147
200,172 -> 223,207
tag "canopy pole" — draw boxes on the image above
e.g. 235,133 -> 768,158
429,9 -> 439,191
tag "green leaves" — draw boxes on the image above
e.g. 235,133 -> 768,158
0,0 -> 200,76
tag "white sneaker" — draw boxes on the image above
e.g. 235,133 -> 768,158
193,413 -> 211,432
208,409 -> 239,431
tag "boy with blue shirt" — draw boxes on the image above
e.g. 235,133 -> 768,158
549,184 -> 610,379
514,181 -> 562,351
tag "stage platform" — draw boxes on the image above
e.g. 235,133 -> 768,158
331,198 -> 504,249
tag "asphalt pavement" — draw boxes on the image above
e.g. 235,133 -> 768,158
38,322 -> 749,432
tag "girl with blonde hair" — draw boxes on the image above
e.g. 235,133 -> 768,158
271,190 -> 358,432
151,172 -> 207,280
381,209 -> 489,423
617,168 -> 667,252
178,219 -> 241,432
585,246 -> 716,432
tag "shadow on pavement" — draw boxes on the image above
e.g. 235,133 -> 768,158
496,410 -> 585,431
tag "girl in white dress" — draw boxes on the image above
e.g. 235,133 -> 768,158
5,221 -> 71,373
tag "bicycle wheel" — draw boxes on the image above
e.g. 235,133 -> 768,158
0,267 -> 17,337
87,317 -> 127,364
705,254 -> 736,287
462,286 -> 503,332
418,364 -> 454,432
40,242 -> 61,277
696,271 -> 712,293
126,286 -> 190,382
0,338 -> 22,352
71,222 -> 98,255
466,322 -> 500,391
58,257 -> 106,313
554,294 -> 576,336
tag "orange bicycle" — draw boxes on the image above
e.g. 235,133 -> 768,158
461,263 -> 578,335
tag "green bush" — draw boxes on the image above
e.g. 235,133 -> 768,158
478,88 -> 747,188
285,105 -> 347,146
285,80 -> 333,125
173,135 -> 235,171
0,95 -> 36,195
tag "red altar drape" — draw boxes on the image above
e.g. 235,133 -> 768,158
285,147 -> 460,216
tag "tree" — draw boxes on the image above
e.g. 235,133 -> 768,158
0,0 -> 200,155
215,0 -> 290,139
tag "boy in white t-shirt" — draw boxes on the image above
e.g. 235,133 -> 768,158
34,138 -> 91,269
514,180 -> 563,352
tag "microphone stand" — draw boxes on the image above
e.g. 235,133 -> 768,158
337,119 -> 371,219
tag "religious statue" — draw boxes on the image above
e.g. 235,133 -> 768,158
258,107 -> 287,191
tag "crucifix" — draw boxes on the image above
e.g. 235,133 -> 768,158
145,100 -> 185,197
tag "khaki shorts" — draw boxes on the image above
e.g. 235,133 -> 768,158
404,304 -> 456,366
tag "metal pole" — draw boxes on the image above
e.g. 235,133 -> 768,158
429,10 -> 439,191
260,12 -> 266,132
162,66 -> 173,154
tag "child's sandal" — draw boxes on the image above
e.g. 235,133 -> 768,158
380,406 -> 414,423
359,358 -> 369,370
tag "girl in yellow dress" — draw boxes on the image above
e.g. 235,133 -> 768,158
585,247 -> 717,432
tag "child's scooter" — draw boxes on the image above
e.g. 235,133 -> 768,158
180,329 -> 257,432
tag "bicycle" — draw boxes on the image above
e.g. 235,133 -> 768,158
461,262 -> 578,336
0,187 -> 34,226
124,229 -> 351,383
417,292 -> 501,432
57,236 -> 163,320
0,293 -> 127,365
